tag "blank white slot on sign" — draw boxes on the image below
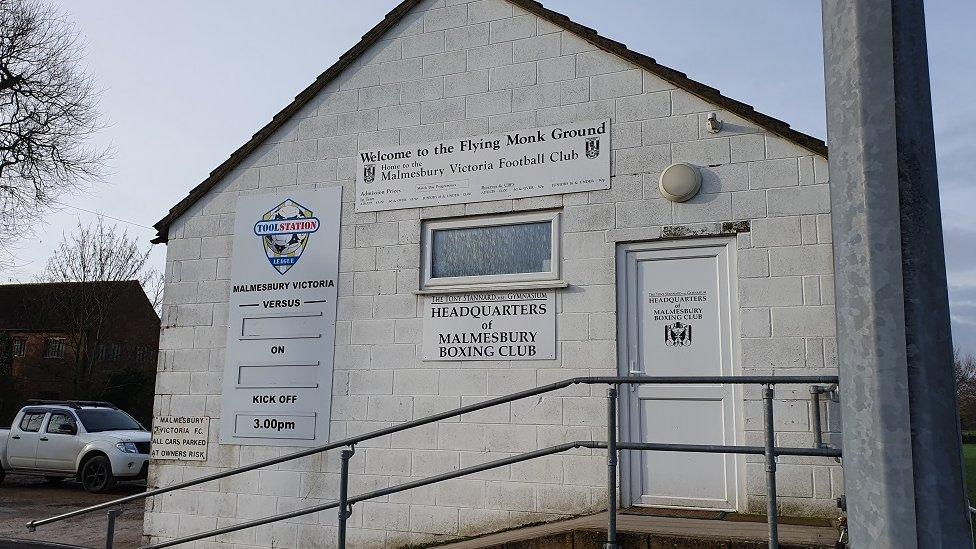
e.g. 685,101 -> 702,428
237,363 -> 320,389
241,313 -> 323,340
234,413 -> 317,440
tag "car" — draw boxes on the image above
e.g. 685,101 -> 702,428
0,401 -> 150,493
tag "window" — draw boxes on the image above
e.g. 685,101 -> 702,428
43,337 -> 65,359
135,345 -> 154,364
19,412 -> 46,432
76,408 -> 144,432
46,412 -> 77,435
97,342 -> 121,361
422,211 -> 561,289
11,337 -> 25,358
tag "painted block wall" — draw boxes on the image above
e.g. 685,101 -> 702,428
146,0 -> 840,546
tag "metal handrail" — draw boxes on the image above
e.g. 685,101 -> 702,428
27,375 -> 585,531
142,440 -> 606,549
141,440 -> 842,549
26,375 -> 836,531
27,375 -> 841,549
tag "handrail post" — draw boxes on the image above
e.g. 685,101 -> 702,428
337,447 -> 355,549
763,384 -> 779,549
809,386 -> 824,449
105,508 -> 122,549
606,386 -> 618,549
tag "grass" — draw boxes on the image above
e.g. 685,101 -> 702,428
964,444 -> 976,539
965,444 -> 976,505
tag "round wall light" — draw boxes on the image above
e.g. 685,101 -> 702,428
658,163 -> 702,203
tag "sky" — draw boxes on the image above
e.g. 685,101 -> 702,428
5,1 -> 975,354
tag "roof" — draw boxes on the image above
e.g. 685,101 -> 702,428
152,0 -> 828,244
0,280 -> 157,332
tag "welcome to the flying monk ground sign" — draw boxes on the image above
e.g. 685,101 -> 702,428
355,119 -> 611,212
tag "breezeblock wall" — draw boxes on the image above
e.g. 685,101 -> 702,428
147,0 -> 840,546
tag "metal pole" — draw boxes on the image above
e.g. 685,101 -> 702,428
337,447 -> 355,549
606,387 -> 618,549
809,387 -> 823,449
821,1 -> 972,546
105,508 -> 121,549
762,385 -> 778,549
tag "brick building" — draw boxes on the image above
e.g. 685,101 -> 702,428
0,281 -> 160,425
146,0 -> 840,546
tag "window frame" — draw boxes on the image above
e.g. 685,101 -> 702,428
46,412 -> 78,435
98,341 -> 121,361
11,337 -> 26,358
43,337 -> 65,359
421,211 -> 562,291
20,412 -> 47,432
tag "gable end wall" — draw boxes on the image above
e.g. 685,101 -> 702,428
149,1 -> 839,546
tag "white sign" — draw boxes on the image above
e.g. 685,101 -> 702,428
356,119 -> 611,212
220,188 -> 342,447
423,290 -> 556,361
150,416 -> 209,461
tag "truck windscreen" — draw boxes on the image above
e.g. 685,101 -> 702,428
76,409 -> 143,432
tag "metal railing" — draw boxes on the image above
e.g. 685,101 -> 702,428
27,375 -> 842,549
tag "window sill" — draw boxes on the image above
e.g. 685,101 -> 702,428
413,280 -> 569,295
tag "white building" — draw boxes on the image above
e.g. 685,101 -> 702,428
146,0 -> 840,546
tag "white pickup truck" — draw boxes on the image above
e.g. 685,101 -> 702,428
0,401 -> 150,492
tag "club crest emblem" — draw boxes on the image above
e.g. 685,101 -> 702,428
363,163 -> 376,183
585,137 -> 600,159
253,199 -> 320,275
664,322 -> 692,347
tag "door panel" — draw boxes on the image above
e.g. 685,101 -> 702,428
640,398 -> 729,504
618,239 -> 740,510
35,412 -> 81,472
7,412 -> 47,469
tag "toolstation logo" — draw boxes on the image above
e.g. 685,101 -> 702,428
253,199 -> 320,275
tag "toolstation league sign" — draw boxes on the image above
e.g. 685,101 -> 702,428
355,118 -> 611,212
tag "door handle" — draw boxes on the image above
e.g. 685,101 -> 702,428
11,435 -> 20,439
628,360 -> 644,392
39,437 -> 49,441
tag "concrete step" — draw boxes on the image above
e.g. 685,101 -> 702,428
0,539 -> 87,549
433,513 -> 839,549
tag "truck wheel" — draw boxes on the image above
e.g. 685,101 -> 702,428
80,456 -> 116,493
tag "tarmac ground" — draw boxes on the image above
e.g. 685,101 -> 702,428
0,475 -> 143,548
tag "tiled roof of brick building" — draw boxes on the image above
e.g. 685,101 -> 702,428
0,280 -> 156,332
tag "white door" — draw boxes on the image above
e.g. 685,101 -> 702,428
617,238 -> 741,510
35,412 -> 82,472
7,411 -> 47,469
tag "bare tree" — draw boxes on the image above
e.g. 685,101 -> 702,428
41,217 -> 155,284
34,217 -> 160,399
0,0 -> 107,247
955,350 -> 976,432
0,331 -> 23,424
